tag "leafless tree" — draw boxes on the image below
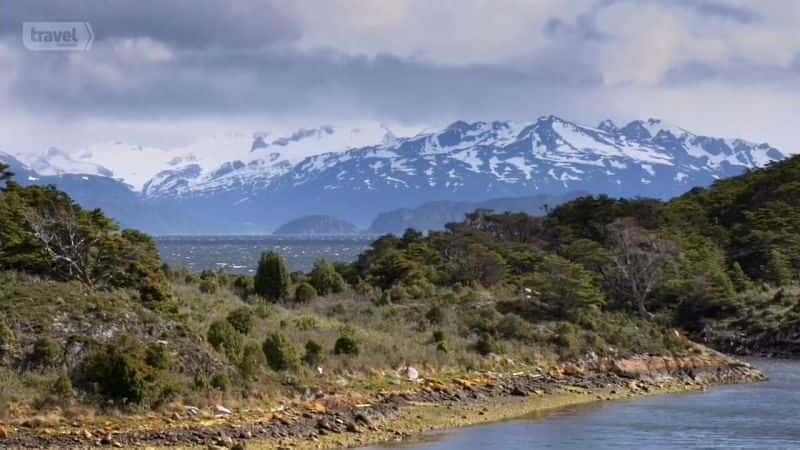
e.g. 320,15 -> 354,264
23,201 -> 106,288
605,218 -> 679,318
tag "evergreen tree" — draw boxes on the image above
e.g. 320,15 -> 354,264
765,249 -> 794,286
254,251 -> 290,302
0,162 -> 12,185
309,258 -> 347,295
729,262 -> 754,292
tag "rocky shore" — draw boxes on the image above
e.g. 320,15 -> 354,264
0,350 -> 765,450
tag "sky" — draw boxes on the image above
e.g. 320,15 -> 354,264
1,0 -> 799,155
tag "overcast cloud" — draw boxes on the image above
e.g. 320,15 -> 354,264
1,0 -> 799,154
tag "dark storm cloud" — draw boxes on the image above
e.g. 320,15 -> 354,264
0,0 -> 796,127
7,44 -> 604,123
0,0 -> 300,48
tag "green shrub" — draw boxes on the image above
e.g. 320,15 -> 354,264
238,342 -> 266,380
198,278 -> 219,294
552,322 -> 581,360
226,306 -> 254,334
262,333 -> 299,371
28,337 -> 61,369
0,320 -> 15,362
295,316 -> 318,331
333,335 -> 360,356
232,275 -> 255,299
310,259 -> 347,295
144,343 -> 172,370
139,278 -> 179,314
51,371 -> 74,401
432,330 -> 445,343
475,333 -> 500,355
81,344 -> 146,404
303,339 -> 323,366
210,372 -> 231,392
207,320 -> 243,361
294,282 -> 318,303
425,306 -> 445,324
254,251 -> 291,302
496,314 -> 533,340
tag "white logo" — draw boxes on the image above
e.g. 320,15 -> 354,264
23,22 -> 94,51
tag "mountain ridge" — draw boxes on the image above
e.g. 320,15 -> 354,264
1,115 -> 787,234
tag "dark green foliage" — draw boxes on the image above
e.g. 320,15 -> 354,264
496,314 -> 534,340
232,275 -> 255,299
367,250 -> 424,290
226,306 -> 254,334
145,343 -> 172,370
425,305 -> 445,324
262,332 -> 299,371
139,277 -> 178,313
0,184 -> 164,289
432,330 -> 445,343
238,341 -> 266,380
310,258 -> 347,295
522,255 -> 605,320
729,262 -> 753,292
28,337 -> 61,369
303,339 -> 323,366
50,371 -> 74,402
765,249 -> 794,286
333,334 -> 360,356
81,340 -> 147,404
448,243 -> 507,286
0,320 -> 14,362
254,251 -> 291,302
475,333 -> 500,355
294,282 -> 318,303
207,320 -> 243,361
210,372 -> 231,392
198,277 -> 219,294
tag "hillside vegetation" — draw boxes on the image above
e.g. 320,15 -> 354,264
0,156 -> 798,420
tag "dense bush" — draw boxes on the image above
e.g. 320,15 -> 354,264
254,251 -> 291,302
81,339 -> 147,404
238,341 -> 266,380
144,343 -> 172,370
0,320 -> 15,362
294,282 -> 318,303
310,258 -> 347,295
262,333 -> 299,371
207,320 -> 243,361
334,334 -> 360,356
475,333 -> 500,355
27,337 -> 61,369
210,372 -> 231,392
226,306 -> 254,335
303,339 -> 323,366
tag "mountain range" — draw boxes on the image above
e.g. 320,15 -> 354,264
0,116 -> 787,234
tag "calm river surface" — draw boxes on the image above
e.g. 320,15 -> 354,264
364,359 -> 800,450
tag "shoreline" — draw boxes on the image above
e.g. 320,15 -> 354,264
0,350 -> 766,449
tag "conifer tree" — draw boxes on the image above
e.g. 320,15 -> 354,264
254,251 -> 290,302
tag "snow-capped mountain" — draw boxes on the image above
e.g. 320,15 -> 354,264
3,116 -> 787,234
268,116 -> 783,198
15,124 -> 399,194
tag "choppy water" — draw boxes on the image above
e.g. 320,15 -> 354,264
364,359 -> 800,450
156,236 -> 374,273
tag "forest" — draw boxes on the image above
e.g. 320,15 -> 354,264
0,156 -> 798,414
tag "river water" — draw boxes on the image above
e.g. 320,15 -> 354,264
364,359 -> 800,450
156,236 -> 373,273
